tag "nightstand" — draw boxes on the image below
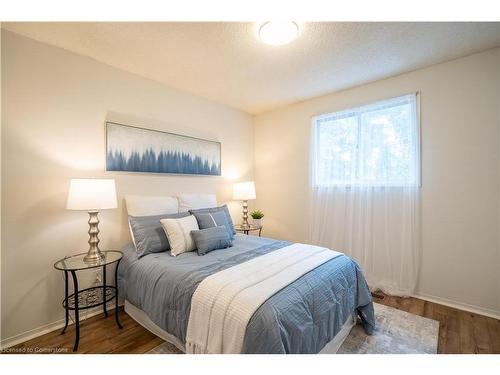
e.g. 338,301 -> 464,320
54,250 -> 123,352
235,224 -> 263,237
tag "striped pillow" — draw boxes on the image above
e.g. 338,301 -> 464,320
189,205 -> 236,235
160,215 -> 199,256
191,211 -> 235,240
191,226 -> 232,255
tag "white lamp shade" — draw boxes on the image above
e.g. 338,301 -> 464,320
67,179 -> 117,211
233,181 -> 256,200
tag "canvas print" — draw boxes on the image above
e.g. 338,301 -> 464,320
106,122 -> 221,175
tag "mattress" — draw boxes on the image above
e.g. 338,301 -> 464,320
117,234 -> 374,354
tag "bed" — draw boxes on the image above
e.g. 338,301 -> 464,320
117,233 -> 375,354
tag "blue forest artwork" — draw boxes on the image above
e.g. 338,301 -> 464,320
106,122 -> 221,176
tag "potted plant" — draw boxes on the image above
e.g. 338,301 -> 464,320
250,210 -> 264,227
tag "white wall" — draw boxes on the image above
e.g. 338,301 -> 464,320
254,48 -> 500,316
1,31 -> 254,342
0,24 -> 3,348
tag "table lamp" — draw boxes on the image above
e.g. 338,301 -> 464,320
232,181 -> 256,228
66,178 -> 117,263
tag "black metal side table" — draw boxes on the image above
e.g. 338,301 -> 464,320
235,224 -> 263,236
54,250 -> 123,352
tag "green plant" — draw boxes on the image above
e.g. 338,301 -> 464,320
250,210 -> 264,220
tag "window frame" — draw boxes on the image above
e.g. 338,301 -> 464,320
311,93 -> 421,188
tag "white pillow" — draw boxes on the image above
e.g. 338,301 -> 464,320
125,195 -> 179,216
160,215 -> 199,256
177,193 -> 217,212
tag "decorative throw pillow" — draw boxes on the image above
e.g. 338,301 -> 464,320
189,205 -> 236,235
191,226 -> 232,256
191,210 -> 235,240
129,212 -> 190,258
160,215 -> 200,256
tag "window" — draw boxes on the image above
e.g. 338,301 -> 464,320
312,94 -> 420,187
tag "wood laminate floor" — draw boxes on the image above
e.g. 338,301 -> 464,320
7,295 -> 500,354
372,293 -> 500,354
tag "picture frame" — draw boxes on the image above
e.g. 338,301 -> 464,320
105,121 -> 221,176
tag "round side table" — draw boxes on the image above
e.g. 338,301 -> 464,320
235,224 -> 263,236
54,251 -> 123,352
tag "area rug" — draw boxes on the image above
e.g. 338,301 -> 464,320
337,303 -> 439,354
147,302 -> 439,354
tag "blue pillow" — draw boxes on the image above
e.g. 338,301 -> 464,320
191,210 -> 234,240
189,204 -> 236,235
129,212 -> 190,258
191,226 -> 232,255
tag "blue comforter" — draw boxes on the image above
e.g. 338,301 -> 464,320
118,234 -> 374,354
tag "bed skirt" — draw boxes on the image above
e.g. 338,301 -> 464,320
124,300 -> 356,354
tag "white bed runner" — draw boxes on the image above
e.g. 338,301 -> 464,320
185,243 -> 342,354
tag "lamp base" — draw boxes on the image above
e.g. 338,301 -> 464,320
242,200 -> 249,228
83,211 -> 105,264
83,249 -> 106,264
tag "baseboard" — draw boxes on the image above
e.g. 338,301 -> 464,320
413,292 -> 500,320
0,301 -> 123,350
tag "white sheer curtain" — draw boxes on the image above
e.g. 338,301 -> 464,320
310,94 -> 421,296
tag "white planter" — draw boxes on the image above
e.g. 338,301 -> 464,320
253,218 -> 262,227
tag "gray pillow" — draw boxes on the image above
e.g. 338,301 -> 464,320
129,212 -> 190,258
191,226 -> 232,255
189,204 -> 236,235
191,210 -> 234,240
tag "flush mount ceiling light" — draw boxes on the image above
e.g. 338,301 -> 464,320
258,21 -> 299,46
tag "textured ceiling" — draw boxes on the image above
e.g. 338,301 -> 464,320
3,22 -> 500,114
